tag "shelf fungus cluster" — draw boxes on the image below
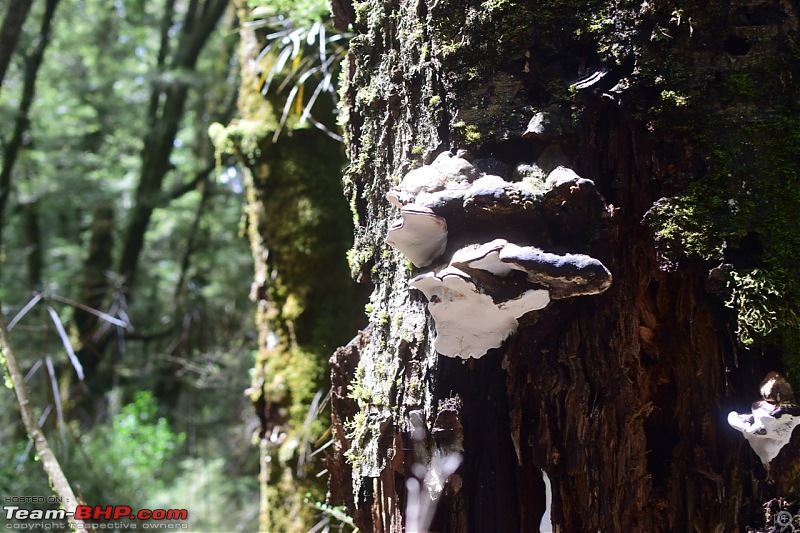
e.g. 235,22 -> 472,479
728,372 -> 800,465
385,149 -> 613,359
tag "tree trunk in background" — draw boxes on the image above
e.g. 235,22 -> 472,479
222,3 -> 366,530
73,0 -> 230,411
0,0 -> 60,273
21,199 -> 43,290
329,1 -> 800,531
0,0 -> 34,93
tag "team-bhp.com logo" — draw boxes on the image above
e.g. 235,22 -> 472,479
73,506 -> 187,521
4,504 -> 188,527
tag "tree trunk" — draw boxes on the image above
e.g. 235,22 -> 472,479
0,0 -> 34,93
21,199 -> 43,290
220,4 -> 367,530
0,0 -> 60,271
73,0 -> 230,406
328,1 -> 800,531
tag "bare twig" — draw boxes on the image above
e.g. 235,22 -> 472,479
44,355 -> 67,448
50,294 -> 129,328
8,292 -> 44,330
0,313 -> 85,528
46,305 -> 84,381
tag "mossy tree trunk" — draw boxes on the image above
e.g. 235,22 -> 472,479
329,0 -> 800,531
225,3 -> 366,531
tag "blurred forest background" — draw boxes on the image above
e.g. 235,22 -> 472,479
0,0 -> 358,530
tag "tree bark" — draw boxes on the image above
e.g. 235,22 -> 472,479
21,199 -> 43,290
0,314 -> 85,529
328,0 -> 800,531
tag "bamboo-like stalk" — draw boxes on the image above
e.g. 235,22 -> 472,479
0,314 -> 85,529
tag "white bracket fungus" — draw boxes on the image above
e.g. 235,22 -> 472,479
410,265 -> 549,359
410,239 -> 611,359
385,205 -> 447,268
385,152 -> 480,266
386,151 -> 478,209
728,372 -> 800,465
499,243 -> 613,299
728,403 -> 800,465
386,149 -> 613,358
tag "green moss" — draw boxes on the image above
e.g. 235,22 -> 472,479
343,411 -> 369,468
658,90 -> 689,109
630,0 -> 800,360
376,309 -> 389,326
647,185 -> 728,261
428,0 -> 537,82
725,269 -> 797,346
647,110 -> 800,353
722,72 -> 759,99
209,120 -> 273,162
452,121 -> 483,145
406,379 -> 424,403
349,363 -> 368,394
0,348 -> 11,390
347,245 -> 374,280
353,1 -> 370,25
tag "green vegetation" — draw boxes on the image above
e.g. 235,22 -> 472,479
632,3 -> 800,378
76,391 -> 187,502
0,0 -> 362,524
725,269 -> 796,346
648,115 -> 800,357
0,0 -> 265,530
0,390 -> 259,530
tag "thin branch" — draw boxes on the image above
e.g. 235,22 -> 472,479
0,314 -> 85,528
23,357 -> 43,382
124,325 -> 176,341
7,292 -> 44,330
148,0 -> 177,121
44,355 -> 67,449
173,176 -> 212,302
50,294 -> 128,328
46,305 -> 84,381
158,163 -> 215,206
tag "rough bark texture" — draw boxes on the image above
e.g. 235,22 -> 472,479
329,0 -> 800,531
